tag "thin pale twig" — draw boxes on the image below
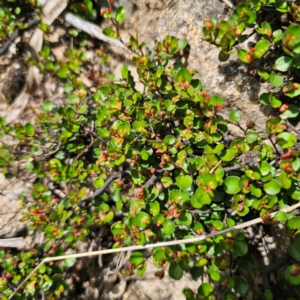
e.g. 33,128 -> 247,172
63,12 -> 128,50
221,0 -> 236,10
209,160 -> 222,174
9,201 -> 300,299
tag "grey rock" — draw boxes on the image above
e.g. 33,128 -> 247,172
122,260 -> 204,300
158,0 -> 273,136
0,173 -> 32,238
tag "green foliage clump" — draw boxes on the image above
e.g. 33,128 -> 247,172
0,1 -> 300,299
0,0 -> 41,40
203,0 -> 300,118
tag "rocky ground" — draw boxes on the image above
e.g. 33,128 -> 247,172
1,0 -> 299,299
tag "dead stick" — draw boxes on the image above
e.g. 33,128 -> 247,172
9,201 -> 300,299
0,237 -> 25,248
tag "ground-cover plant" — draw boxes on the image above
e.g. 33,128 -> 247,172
203,0 -> 300,119
0,0 -> 41,59
0,1 -> 300,299
0,0 -> 41,38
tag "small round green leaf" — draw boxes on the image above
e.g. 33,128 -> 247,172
219,50 -> 230,62
140,149 -> 149,160
273,29 -> 283,43
49,211 -> 59,222
289,243 -> 300,261
259,161 -> 271,176
260,92 -> 281,108
274,211 -> 287,222
198,282 -> 213,296
190,195 -> 203,209
285,264 -> 300,285
226,218 -> 235,228
274,56 -> 292,72
223,290 -> 236,300
232,240 -> 248,256
178,38 -> 188,50
246,131 -> 258,143
137,262 -> 147,276
68,28 -> 78,37
257,69 -> 269,80
161,177 -> 173,188
42,100 -> 54,112
220,149 -> 235,162
195,187 -> 212,205
283,83 -> 300,98
280,104 -> 299,119
133,121 -> 147,133
136,212 -> 151,229
94,177 -> 104,188
103,27 -> 118,39
176,211 -> 192,226
169,262 -> 183,280
64,233 -> 74,243
175,69 -> 192,83
190,267 -> 204,278
275,0 -> 290,13
293,234 -> 300,253
264,290 -> 273,300
164,135 -> 176,145
115,154 -> 125,165
269,72 -> 284,88
99,204 -> 110,212
260,93 -> 271,106
114,6 -> 125,24
195,258 -> 208,267
15,6 -> 21,14
282,25 -> 300,56
169,189 -> 189,204
149,201 -> 160,216
130,251 -> 144,267
276,132 -> 297,149
34,183 -> 46,193
211,220 -> 224,230
64,257 -> 76,267
208,269 -> 221,281
117,121 -> 131,137
287,217 -> 300,230
234,277 -> 249,294
287,180 -> 300,200
229,110 -> 241,123
237,48 -> 252,64
162,220 -> 175,234
25,123 -> 35,136
254,39 -> 269,59
128,216 -> 141,230
120,64 -> 128,79
176,174 -> 193,189
237,256 -> 254,270
153,213 -> 164,226
224,176 -> 241,194
264,179 -> 282,195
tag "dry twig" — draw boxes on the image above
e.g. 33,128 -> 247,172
0,237 -> 25,248
9,201 -> 300,299
63,12 -> 129,50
